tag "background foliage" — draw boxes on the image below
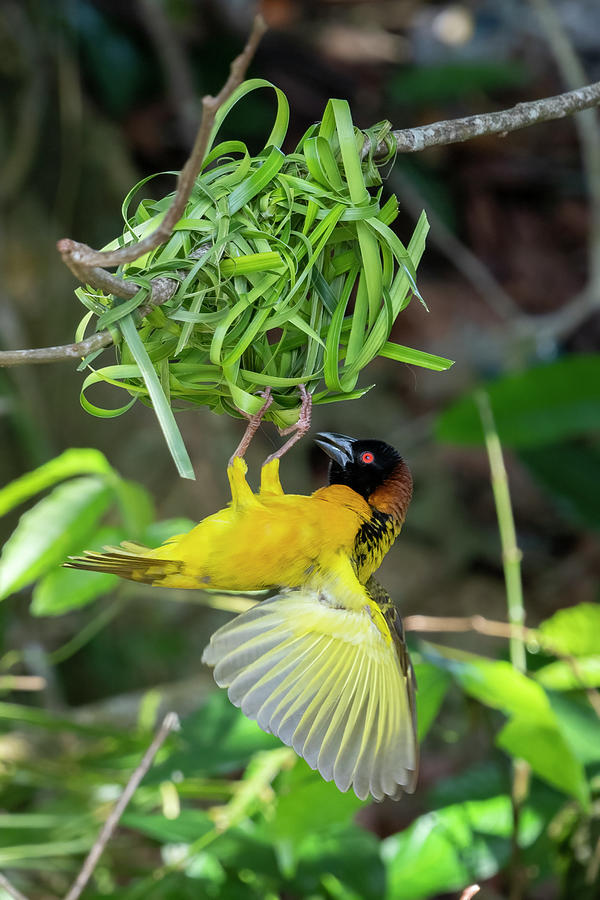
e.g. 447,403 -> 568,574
1,1 -> 599,899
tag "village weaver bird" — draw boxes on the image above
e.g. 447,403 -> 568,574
66,390 -> 418,801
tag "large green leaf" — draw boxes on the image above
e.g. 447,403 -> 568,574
0,448 -> 114,517
436,354 -> 600,447
382,795 -> 543,900
0,477 -> 113,601
496,717 -> 588,805
424,645 -> 550,718
519,442 -> 600,531
426,645 -> 590,803
262,759 -> 363,844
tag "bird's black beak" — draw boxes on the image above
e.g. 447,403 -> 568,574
314,432 -> 356,468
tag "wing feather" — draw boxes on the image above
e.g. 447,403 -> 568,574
201,588 -> 417,801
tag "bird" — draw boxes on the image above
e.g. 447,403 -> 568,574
65,396 -> 417,800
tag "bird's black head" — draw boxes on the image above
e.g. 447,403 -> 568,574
314,432 -> 410,513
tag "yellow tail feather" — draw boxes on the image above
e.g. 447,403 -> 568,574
64,546 -> 196,587
202,587 -> 418,801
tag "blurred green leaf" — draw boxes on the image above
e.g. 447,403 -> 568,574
262,760 -> 363,845
0,448 -> 114,517
520,442 -> 600,531
31,526 -> 124,616
121,809 -> 213,844
293,826 -> 384,900
426,645 -> 590,803
425,645 -> 550,718
426,761 -> 510,808
538,602 -> 600,657
413,661 -> 451,741
0,477 -> 113,601
535,657 -> 600,690
547,693 -> 600,764
496,717 -> 588,805
150,693 -> 280,782
436,355 -> 600,447
382,795 -> 543,900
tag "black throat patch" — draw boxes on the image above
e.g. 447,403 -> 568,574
353,509 -> 401,582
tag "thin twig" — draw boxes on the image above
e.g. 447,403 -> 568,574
0,675 -> 46,691
2,70 -> 600,367
0,873 -> 30,900
377,80 -> 600,155
63,712 -> 180,900
0,276 -> 178,367
57,14 -> 267,272
404,613 -> 530,641
459,886 -> 480,900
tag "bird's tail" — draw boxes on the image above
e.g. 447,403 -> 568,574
64,542 -> 197,588
202,588 -> 418,801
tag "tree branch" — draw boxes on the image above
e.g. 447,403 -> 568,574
459,886 -> 480,900
381,80 -> 600,155
3,71 -> 600,367
63,712 -> 180,900
0,276 -> 178,366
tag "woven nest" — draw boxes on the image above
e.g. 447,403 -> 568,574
76,81 -> 451,475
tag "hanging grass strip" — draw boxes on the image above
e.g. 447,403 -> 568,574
75,80 -> 453,478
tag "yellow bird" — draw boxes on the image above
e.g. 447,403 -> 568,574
66,411 -> 417,800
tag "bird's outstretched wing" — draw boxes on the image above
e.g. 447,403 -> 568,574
202,586 -> 417,801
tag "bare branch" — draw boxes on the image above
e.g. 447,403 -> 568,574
0,276 -> 178,367
0,675 -> 46,691
3,54 -> 600,367
57,14 -> 267,272
382,80 -> 600,155
459,886 -> 480,900
403,613 -> 530,641
0,334 -> 114,366
63,712 -> 180,900
0,873 -> 30,900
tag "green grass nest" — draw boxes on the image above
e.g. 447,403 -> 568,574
75,80 -> 452,478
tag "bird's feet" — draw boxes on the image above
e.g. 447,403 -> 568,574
229,387 -> 273,465
264,384 -> 312,463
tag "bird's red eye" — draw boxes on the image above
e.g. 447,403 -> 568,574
360,451 -> 375,464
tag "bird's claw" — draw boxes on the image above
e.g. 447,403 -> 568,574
230,388 -> 273,464
264,384 -> 312,464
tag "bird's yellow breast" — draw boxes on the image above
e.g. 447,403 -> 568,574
149,484 -> 371,592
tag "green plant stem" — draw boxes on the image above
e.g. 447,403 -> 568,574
476,390 -> 529,900
475,390 -> 526,673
